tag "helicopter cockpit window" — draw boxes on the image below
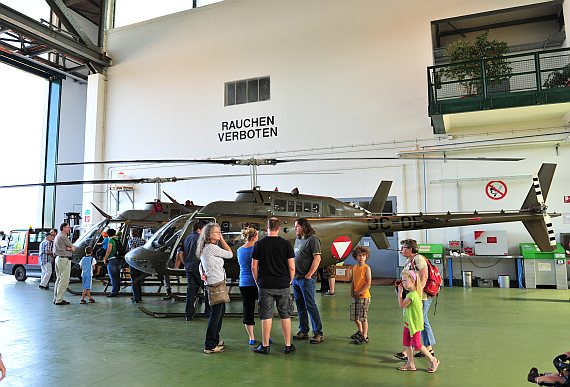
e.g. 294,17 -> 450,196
303,202 -> 311,212
296,202 -> 302,212
313,203 -> 320,213
288,201 -> 295,212
146,216 -> 188,253
328,205 -> 336,215
74,219 -> 109,249
274,199 -> 286,212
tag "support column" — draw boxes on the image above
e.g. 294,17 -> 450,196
38,78 -> 62,228
82,73 -> 106,226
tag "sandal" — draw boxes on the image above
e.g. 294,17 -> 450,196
394,352 -> 408,361
398,362 -> 416,371
89,298 -> 95,303
428,358 -> 440,373
80,300 -> 87,304
414,349 -> 435,358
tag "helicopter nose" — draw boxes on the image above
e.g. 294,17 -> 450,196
125,247 -> 161,275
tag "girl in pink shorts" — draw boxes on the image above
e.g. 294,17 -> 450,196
396,270 -> 440,372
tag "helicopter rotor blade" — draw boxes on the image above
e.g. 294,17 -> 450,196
57,156 -> 524,167
0,170 -> 340,190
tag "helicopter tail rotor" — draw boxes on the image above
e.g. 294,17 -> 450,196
520,164 -> 557,251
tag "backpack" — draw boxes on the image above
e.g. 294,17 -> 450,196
414,255 -> 442,297
110,237 -> 126,259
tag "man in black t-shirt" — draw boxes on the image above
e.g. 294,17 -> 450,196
251,217 -> 295,355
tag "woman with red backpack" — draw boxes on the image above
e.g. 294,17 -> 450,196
394,239 -> 437,362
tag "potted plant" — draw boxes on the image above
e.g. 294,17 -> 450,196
441,32 -> 512,96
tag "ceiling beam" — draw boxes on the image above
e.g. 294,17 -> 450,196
0,3 -> 111,68
44,0 -> 98,50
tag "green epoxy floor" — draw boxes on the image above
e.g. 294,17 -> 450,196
0,272 -> 568,387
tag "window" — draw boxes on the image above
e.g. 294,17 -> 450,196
328,205 -> 336,215
303,202 -> 311,212
225,77 -> 270,106
274,199 -> 287,212
296,202 -> 302,212
288,201 -> 295,212
312,203 -> 320,213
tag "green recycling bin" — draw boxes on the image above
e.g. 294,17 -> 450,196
520,243 -> 567,289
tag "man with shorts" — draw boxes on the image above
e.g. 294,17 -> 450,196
251,217 -> 296,355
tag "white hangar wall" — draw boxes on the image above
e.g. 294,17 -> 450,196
96,0 -> 570,257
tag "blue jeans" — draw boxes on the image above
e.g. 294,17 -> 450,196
421,298 -> 436,346
205,303 -> 225,350
107,259 -> 122,294
186,271 -> 210,318
292,278 -> 322,336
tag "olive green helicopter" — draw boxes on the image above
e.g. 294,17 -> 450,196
2,157 -> 559,292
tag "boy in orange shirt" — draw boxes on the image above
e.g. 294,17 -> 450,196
350,246 -> 372,344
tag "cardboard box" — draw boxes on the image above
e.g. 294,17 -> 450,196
335,265 -> 353,282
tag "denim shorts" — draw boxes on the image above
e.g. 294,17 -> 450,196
258,288 -> 293,320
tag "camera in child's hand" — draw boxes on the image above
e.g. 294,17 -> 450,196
394,280 -> 402,295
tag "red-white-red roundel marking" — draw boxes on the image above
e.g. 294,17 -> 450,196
332,236 -> 352,260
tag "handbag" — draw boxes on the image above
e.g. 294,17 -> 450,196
207,280 -> 230,306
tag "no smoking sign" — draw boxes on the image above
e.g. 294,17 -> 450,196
486,181 -> 507,200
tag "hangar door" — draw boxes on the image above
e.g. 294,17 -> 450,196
339,196 -> 398,279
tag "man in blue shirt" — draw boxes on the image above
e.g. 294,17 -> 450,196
177,221 -> 208,320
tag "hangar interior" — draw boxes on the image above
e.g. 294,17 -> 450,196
0,0 -> 570,386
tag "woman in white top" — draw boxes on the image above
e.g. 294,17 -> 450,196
197,223 -> 233,353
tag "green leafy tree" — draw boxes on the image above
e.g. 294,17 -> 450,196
442,32 -> 512,96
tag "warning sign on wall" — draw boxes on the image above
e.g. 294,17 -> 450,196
486,181 -> 507,200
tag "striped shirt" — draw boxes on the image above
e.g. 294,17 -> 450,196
199,244 -> 233,285
39,239 -> 53,265
129,236 -> 145,250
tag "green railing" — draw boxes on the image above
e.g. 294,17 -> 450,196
428,47 -> 570,116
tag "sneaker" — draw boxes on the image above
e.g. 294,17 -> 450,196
354,336 -> 369,345
323,291 -> 335,296
253,344 -> 270,355
293,331 -> 309,340
163,292 -> 172,300
204,345 -> 225,354
528,367 -> 539,383
309,334 -> 324,344
350,331 -> 363,340
284,344 -> 296,354
55,300 -> 70,305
